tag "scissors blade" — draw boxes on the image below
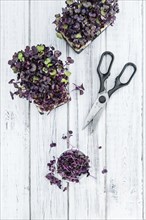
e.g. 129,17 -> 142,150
82,103 -> 102,130
82,92 -> 109,130
90,107 -> 104,133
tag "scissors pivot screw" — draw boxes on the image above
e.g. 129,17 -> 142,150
99,96 -> 106,103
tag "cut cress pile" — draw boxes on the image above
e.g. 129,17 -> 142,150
54,0 -> 119,52
57,149 -> 90,182
8,45 -> 74,114
46,148 -> 90,191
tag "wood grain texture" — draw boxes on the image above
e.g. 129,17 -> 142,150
142,1 -> 146,219
30,1 -> 68,219
0,0 -> 145,220
68,33 -> 107,220
106,1 -> 144,219
1,1 -> 30,219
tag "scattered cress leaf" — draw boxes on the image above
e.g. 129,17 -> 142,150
68,130 -> 73,134
10,91 -> 14,100
50,142 -> 57,148
67,57 -> 74,64
102,168 -> 108,174
62,130 -> 73,140
62,135 -> 67,139
73,83 -> 85,95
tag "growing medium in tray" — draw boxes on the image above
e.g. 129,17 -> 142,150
54,0 -> 119,53
8,45 -> 74,114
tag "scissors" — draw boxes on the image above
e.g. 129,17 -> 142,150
82,51 -> 137,131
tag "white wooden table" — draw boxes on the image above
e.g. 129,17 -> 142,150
1,0 -> 146,219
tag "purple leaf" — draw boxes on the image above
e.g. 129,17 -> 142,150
102,168 -> 108,174
50,142 -> 56,148
62,135 -> 67,139
10,91 -> 14,100
62,130 -> 73,140
80,83 -> 85,91
46,173 -> 62,189
67,57 -> 74,64
79,90 -> 84,95
73,83 -> 85,95
63,186 -> 68,192
8,79 -> 15,84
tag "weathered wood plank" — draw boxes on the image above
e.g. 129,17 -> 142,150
68,27 -> 107,219
143,2 -> 146,219
1,1 -> 30,219
1,0 -> 145,219
30,1 -> 68,219
105,1 -> 144,219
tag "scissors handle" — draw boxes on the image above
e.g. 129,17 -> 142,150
108,62 -> 137,98
97,51 -> 114,93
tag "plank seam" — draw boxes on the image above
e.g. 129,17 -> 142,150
28,0 -> 31,219
105,29 -> 108,220
66,42 -> 70,220
142,1 -> 146,219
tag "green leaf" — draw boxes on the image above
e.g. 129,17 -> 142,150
38,51 -> 44,56
33,76 -> 39,82
12,67 -> 18,73
36,45 -> 45,52
96,18 -> 100,24
18,52 -> 23,59
18,52 -> 25,62
66,0 -> 74,5
101,9 -> 106,17
43,67 -> 48,73
47,63 -> 53,68
78,4 -> 81,8
55,14 -> 61,18
56,32 -> 63,39
63,24 -> 68,30
21,86 -> 26,91
44,58 -> 51,65
64,71 -> 71,77
61,78 -> 68,84
50,69 -> 57,76
102,0 -> 106,3
75,33 -> 82,39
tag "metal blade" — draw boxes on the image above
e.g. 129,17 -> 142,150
82,99 -> 102,130
90,108 -> 104,134
82,92 -> 109,130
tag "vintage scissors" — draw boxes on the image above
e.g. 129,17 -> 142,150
82,51 -> 137,131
